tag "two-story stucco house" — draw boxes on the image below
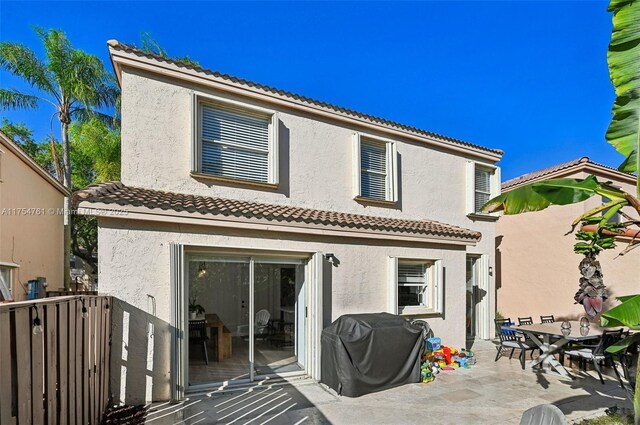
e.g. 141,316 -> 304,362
76,40 -> 503,403
0,130 -> 69,301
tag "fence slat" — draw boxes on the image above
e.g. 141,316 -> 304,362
75,300 -> 83,424
89,298 -> 97,424
83,300 -> 89,425
68,300 -> 76,425
103,299 -> 111,414
31,305 -> 45,425
0,309 -> 16,425
15,307 -> 32,425
45,304 -> 58,425
58,302 -> 68,424
101,299 -> 109,414
96,298 -> 105,419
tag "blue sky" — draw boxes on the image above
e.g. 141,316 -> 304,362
0,1 -> 621,180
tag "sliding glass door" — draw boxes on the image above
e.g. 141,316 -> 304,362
187,254 -> 306,386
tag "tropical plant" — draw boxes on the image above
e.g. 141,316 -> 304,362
189,297 -> 205,316
136,32 -> 200,67
0,28 -> 119,287
482,0 -> 640,421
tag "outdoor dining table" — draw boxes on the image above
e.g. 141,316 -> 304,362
507,321 -> 612,379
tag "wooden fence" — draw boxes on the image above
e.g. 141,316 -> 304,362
0,296 -> 112,424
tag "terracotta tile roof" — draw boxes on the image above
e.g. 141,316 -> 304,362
107,40 -> 502,157
502,157 -> 632,190
75,182 -> 481,242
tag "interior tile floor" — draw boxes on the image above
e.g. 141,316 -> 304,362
189,337 -> 303,385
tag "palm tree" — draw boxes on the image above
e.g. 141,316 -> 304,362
0,28 -> 118,288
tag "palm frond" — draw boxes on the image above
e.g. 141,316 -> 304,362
0,88 -> 40,109
72,108 -> 120,129
0,41 -> 57,98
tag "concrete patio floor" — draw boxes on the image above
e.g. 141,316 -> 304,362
144,340 -> 632,425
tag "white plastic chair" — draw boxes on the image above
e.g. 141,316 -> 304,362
519,404 -> 567,425
236,309 -> 271,338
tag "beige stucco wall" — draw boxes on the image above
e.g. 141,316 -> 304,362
496,170 -> 639,323
0,145 -> 65,300
99,218 -> 473,404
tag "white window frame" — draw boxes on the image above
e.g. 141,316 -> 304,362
191,93 -> 279,187
387,257 -> 443,315
0,262 -> 18,301
466,161 -> 500,216
353,132 -> 398,203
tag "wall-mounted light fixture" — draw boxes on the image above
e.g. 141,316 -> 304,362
325,253 -> 336,262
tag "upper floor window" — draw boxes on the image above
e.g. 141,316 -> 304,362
474,167 -> 492,213
193,97 -> 279,186
467,161 -> 499,215
353,133 -> 397,203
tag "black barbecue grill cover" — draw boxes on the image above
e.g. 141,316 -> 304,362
320,313 -> 423,397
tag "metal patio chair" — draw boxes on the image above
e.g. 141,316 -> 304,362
540,315 -> 555,324
518,317 -> 533,325
563,328 -> 624,385
495,318 -> 537,369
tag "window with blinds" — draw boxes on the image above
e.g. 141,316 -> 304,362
474,168 -> 492,213
397,263 -> 429,308
199,103 -> 272,183
360,139 -> 388,200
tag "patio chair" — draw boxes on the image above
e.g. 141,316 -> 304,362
189,319 -> 209,365
494,318 -> 537,369
540,315 -> 555,324
563,328 -> 624,385
518,317 -> 533,326
519,404 -> 567,425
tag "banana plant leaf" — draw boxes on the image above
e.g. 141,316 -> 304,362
606,0 -> 640,178
481,184 -> 551,214
600,294 -> 640,328
481,176 -> 625,215
606,332 -> 640,355
530,176 -> 601,205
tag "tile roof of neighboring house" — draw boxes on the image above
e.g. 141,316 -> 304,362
75,182 -> 481,242
502,157 -> 634,191
107,40 -> 502,157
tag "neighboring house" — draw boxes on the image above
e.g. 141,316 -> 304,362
75,40 -> 503,403
0,131 -> 68,301
496,157 -> 639,322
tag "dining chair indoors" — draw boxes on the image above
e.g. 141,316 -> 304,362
189,319 -> 209,365
495,318 -> 537,369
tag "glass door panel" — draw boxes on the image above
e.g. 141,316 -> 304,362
187,256 -> 250,385
466,256 -> 478,339
253,262 -> 305,376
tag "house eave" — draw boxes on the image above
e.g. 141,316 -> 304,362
0,131 -> 70,197
107,45 -> 502,164
78,201 -> 480,246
